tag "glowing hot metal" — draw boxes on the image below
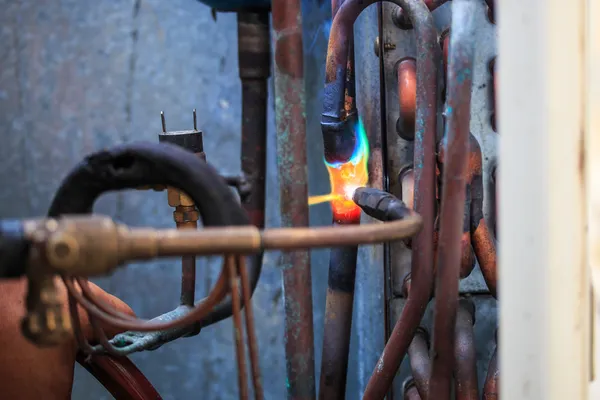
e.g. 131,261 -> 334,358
308,118 -> 369,223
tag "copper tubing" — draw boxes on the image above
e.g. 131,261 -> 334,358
429,2 -> 477,398
75,352 -> 162,400
239,256 -> 264,399
453,299 -> 478,400
318,236 -> 358,399
407,327 -> 431,399
272,0 -> 316,396
358,1 -> 439,397
172,217 -> 198,309
466,137 -> 497,298
397,58 -> 417,140
227,255 -> 249,400
404,379 -> 423,400
483,346 -> 499,400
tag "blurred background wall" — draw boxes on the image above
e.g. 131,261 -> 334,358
0,1 -> 383,398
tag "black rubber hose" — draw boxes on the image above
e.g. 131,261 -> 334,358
47,142 -> 259,328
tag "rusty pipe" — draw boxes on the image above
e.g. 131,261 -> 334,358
467,136 -> 497,298
404,378 -> 423,400
483,345 -> 499,400
429,2 -> 477,398
272,0 -> 316,398
392,0 -> 449,30
396,58 -> 417,140
453,298 -> 478,400
318,240 -> 358,399
407,327 -> 431,399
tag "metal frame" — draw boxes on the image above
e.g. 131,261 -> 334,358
499,0 -> 591,398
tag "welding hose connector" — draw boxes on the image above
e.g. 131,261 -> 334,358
353,187 -> 411,222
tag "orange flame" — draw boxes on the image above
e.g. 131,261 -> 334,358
308,118 -> 369,224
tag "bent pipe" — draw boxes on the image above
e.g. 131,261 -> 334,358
429,2 -> 477,398
393,0 -> 449,30
359,1 -> 440,398
396,58 -> 417,141
47,142 -> 252,336
467,137 -> 497,298
76,353 -> 162,400
453,298 -> 478,400
407,327 -> 431,399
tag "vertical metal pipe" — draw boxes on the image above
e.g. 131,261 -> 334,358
429,1 -> 477,398
272,1 -> 316,399
319,241 -> 358,399
453,299 -> 478,400
238,256 -> 264,399
227,255 -> 249,400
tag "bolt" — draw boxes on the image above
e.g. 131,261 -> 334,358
374,36 -> 396,57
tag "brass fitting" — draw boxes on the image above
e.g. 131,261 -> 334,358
21,276 -> 72,346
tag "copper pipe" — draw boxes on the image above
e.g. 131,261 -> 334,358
226,255 -> 248,400
483,346 -> 499,400
429,2 -> 477,398
272,0 -> 315,397
76,353 -> 162,400
404,378 -> 423,400
407,327 -> 431,399
466,136 -> 497,298
396,58 -> 417,140
453,299 -> 478,400
238,256 -> 263,399
318,228 -> 358,399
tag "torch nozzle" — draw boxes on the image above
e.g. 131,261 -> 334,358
352,187 -> 411,222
